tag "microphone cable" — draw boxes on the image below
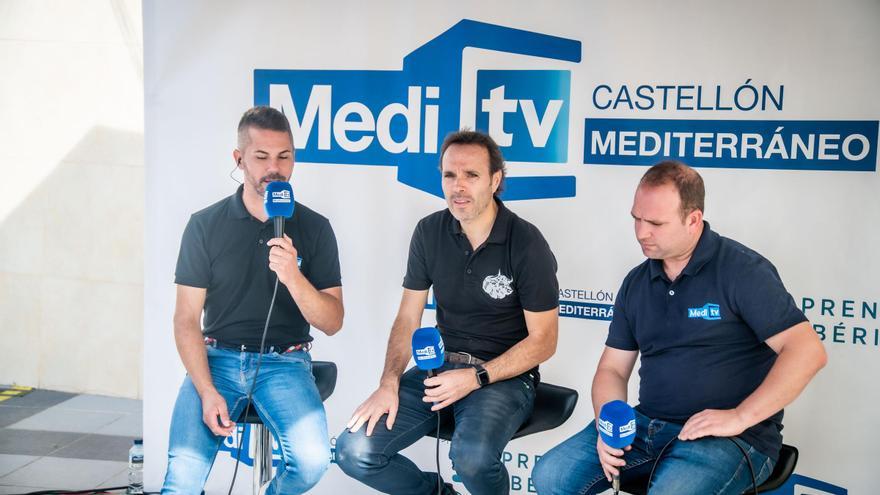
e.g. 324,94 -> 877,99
435,410 -> 442,495
644,436 -> 757,494
226,275 -> 280,495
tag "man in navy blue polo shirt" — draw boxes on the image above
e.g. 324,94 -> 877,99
161,107 -> 344,494
336,130 -> 559,495
533,161 -> 826,495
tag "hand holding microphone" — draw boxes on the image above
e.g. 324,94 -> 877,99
597,400 -> 636,494
264,181 -> 299,285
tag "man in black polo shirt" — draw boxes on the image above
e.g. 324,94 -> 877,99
533,161 -> 827,495
335,130 -> 559,495
161,106 -> 344,494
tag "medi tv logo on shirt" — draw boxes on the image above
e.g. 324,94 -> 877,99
254,19 -> 581,201
688,303 -> 721,320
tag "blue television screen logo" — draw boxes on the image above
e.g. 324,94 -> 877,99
688,303 -> 721,320
253,19 -> 581,201
476,70 -> 570,163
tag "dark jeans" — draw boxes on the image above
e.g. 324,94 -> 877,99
533,408 -> 775,495
336,362 -> 536,495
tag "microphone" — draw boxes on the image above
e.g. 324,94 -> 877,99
411,327 -> 445,378
598,400 -> 636,495
264,181 -> 295,238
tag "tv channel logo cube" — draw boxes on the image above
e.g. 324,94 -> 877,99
476,70 -> 570,163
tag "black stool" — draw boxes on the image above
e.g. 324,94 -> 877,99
621,443 -> 798,494
426,381 -> 579,441
236,361 -> 338,494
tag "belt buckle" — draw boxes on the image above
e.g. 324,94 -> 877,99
459,351 -> 475,365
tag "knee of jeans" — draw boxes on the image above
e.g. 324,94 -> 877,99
279,453 -> 329,490
334,431 -> 386,475
449,442 -> 501,480
531,456 -> 556,494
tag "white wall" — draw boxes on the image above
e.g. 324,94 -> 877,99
0,0 -> 144,399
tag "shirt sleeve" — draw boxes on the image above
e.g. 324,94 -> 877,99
513,230 -> 559,312
174,214 -> 211,288
733,256 -> 808,342
402,221 -> 431,291
606,274 -> 639,351
307,220 -> 342,291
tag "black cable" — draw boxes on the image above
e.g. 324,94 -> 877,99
646,436 -> 677,492
435,411 -> 442,495
227,276 -> 280,495
645,436 -> 758,494
726,437 -> 758,495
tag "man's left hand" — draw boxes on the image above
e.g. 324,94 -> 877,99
422,368 -> 480,411
267,234 -> 300,286
678,408 -> 748,441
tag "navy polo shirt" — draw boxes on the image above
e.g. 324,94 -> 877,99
403,199 -> 559,365
607,222 -> 807,461
175,185 -> 341,348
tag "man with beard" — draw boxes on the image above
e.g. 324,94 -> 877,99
161,106 -> 344,494
336,130 -> 560,495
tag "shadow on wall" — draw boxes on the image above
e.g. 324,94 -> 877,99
0,126 -> 145,399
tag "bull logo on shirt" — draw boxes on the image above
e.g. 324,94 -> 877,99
482,270 -> 514,300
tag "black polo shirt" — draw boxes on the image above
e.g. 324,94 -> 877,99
607,222 -> 807,461
403,199 -> 559,366
174,185 -> 341,348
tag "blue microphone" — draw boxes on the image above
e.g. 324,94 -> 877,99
598,400 -> 636,495
264,181 -> 295,238
411,327 -> 445,377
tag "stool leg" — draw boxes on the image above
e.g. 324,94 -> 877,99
251,424 -> 273,494
257,424 -> 274,491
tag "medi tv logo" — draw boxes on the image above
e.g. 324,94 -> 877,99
254,19 -> 580,201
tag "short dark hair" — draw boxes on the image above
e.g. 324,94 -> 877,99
639,160 -> 705,220
439,129 -> 506,196
237,106 -> 294,151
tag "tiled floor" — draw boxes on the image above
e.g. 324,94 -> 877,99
0,388 -> 141,494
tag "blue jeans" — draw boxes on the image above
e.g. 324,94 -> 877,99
162,347 -> 330,494
335,363 -> 536,495
533,409 -> 775,495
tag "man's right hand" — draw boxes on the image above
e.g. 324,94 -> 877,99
597,434 -> 630,482
346,386 -> 399,436
201,389 -> 235,437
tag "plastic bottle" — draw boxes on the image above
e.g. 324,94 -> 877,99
127,438 -> 144,494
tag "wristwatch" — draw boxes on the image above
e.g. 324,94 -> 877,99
474,364 -> 490,388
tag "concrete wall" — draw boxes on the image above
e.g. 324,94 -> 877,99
0,0 -> 144,398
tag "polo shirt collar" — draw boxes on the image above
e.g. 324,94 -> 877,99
449,197 -> 512,244
648,221 -> 719,280
228,185 -> 250,220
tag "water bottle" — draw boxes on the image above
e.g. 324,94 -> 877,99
127,438 -> 144,494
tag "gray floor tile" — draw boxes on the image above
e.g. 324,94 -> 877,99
7,406 -> 124,434
0,407 -> 42,429
98,465 -> 131,488
0,454 -> 38,477
0,429 -> 84,456
50,434 -> 134,462
95,412 -> 142,437
0,485 -> 54,494
57,395 -> 142,414
0,457 -> 128,488
0,390 -> 75,409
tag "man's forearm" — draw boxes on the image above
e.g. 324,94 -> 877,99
483,334 -> 554,384
285,272 -> 343,334
735,338 -> 826,429
591,368 -> 630,419
378,316 -> 418,390
174,320 -> 215,397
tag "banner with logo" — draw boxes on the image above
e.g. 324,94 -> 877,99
144,2 -> 879,493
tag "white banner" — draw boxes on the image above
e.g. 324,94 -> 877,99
144,1 -> 879,493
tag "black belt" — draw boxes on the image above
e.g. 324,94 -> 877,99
444,351 -> 486,365
204,337 -> 310,354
